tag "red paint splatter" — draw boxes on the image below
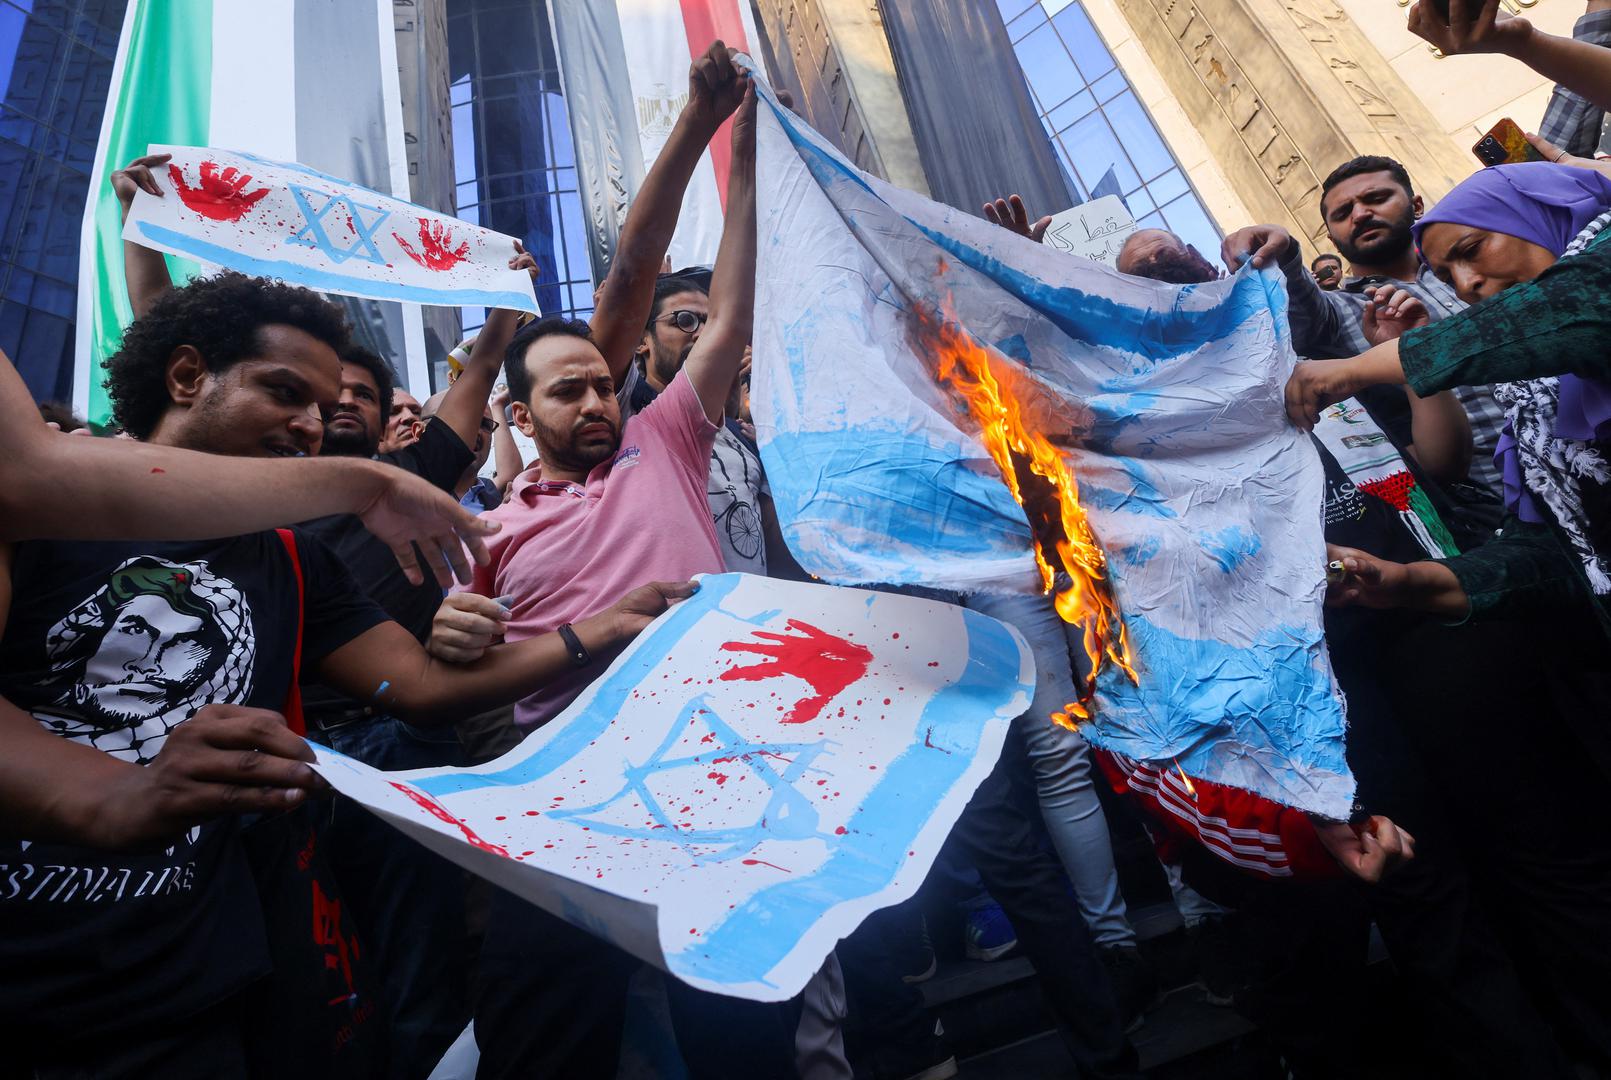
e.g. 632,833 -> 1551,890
741,858 -> 792,873
718,620 -> 873,725
389,782 -> 509,858
169,161 -> 270,221
393,217 -> 471,270
149,467 -> 165,474
707,771 -> 729,786
834,826 -> 848,835
924,726 -> 952,754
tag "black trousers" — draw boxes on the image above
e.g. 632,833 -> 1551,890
1328,614 -> 1582,1079
473,892 -> 804,1079
840,732 -> 1140,1080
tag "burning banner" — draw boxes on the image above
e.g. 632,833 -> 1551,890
750,80 -> 1353,817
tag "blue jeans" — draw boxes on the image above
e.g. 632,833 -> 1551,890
312,718 -> 469,1080
962,589 -> 1135,948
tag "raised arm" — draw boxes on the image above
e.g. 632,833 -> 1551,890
431,243 -> 536,451
0,351 -> 494,582
683,81 -> 757,424
489,383 -> 525,494
1411,0 -> 1611,115
111,153 -> 177,318
314,581 -> 697,723
590,41 -> 747,387
1360,286 -> 1471,483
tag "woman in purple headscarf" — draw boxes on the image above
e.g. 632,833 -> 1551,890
1282,162 -> 1611,638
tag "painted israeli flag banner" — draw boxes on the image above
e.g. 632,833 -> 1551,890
310,574 -> 1032,1001
748,80 -> 1352,817
123,145 -> 539,313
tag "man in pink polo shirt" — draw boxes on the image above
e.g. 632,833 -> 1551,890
442,77 -> 780,1080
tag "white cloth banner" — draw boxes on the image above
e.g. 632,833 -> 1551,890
311,574 -> 1032,1001
124,145 -> 538,313
749,78 -> 1353,817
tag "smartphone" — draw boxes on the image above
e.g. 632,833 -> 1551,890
1473,117 -> 1546,167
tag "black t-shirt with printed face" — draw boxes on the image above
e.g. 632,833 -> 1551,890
0,529 -> 385,1038
298,418 -> 472,719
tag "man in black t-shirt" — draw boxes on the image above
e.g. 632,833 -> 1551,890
0,272 -> 691,1079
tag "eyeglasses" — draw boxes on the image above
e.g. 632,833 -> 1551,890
655,309 -> 708,335
479,417 -> 500,434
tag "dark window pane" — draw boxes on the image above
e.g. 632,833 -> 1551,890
474,6 -> 539,78
543,92 -> 574,169
0,3 -> 27,93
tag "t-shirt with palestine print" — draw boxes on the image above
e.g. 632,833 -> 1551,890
0,529 -> 385,1039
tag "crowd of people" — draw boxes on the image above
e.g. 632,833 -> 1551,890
3,1 -> 1611,1077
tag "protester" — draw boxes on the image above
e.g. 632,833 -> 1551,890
1286,162 -> 1611,636
1221,156 -> 1506,497
1125,225 -> 1607,1077
438,70 -> 810,1080
419,389 -> 501,510
0,270 -> 691,1078
0,351 -> 494,570
383,388 -> 424,452
1310,252 -> 1343,290
113,153 -> 543,1075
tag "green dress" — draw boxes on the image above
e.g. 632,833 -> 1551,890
1396,229 -> 1611,638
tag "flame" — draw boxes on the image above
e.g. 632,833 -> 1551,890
922,305 -> 1137,724
1174,760 -> 1198,799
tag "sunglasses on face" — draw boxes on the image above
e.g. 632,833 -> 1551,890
479,416 -> 500,434
656,309 -> 709,334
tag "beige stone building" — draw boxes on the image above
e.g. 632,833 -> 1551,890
753,0 -> 1591,258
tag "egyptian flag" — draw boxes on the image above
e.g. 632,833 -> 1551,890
75,0 -> 425,426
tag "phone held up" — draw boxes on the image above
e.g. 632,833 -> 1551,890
1474,118 -> 1546,168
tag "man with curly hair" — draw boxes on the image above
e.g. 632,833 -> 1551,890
0,270 -> 691,1078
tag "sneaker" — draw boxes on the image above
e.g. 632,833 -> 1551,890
963,903 -> 1018,962
1100,943 -> 1158,1033
898,915 -> 938,984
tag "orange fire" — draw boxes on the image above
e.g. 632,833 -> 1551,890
920,305 -> 1137,726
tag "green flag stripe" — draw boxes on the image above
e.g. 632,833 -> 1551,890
86,0 -> 212,427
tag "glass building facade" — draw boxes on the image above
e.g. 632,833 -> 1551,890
0,0 -> 125,404
998,0 -> 1220,257
447,0 -> 593,337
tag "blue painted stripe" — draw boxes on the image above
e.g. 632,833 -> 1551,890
674,605 -> 1022,986
134,221 -> 540,312
765,95 -> 1281,363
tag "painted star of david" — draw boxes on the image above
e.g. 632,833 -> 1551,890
287,185 -> 391,265
548,695 -> 838,861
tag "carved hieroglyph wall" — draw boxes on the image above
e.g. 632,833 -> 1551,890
1104,0 -> 1489,254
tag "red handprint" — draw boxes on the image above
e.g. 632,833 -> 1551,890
719,620 -> 874,725
167,161 -> 270,222
393,217 -> 471,271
